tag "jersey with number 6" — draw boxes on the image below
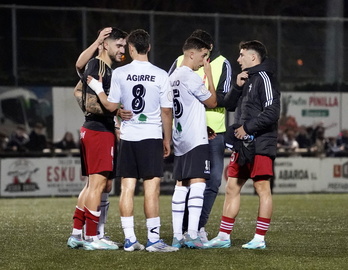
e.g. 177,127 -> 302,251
108,60 -> 173,141
170,66 -> 212,156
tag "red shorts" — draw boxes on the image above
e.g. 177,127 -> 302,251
80,127 -> 116,176
227,152 -> 273,180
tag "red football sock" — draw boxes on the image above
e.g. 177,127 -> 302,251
255,217 -> 271,236
84,207 -> 99,237
72,207 -> 85,230
219,216 -> 235,235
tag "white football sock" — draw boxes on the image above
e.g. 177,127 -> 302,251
146,217 -> 161,243
172,185 -> 189,240
187,182 -> 206,239
98,192 -> 109,238
121,216 -> 136,242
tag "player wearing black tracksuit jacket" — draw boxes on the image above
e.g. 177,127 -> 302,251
205,40 -> 280,251
226,57 -> 280,159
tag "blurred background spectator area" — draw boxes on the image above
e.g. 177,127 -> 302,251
0,4 -> 347,157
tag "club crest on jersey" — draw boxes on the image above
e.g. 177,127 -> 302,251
167,90 -> 173,102
174,122 -> 182,137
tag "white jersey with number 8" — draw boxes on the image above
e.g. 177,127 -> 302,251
108,60 -> 173,141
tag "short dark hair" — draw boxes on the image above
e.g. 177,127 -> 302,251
106,27 -> 128,41
190,29 -> 214,46
16,125 -> 26,131
182,37 -> 211,52
127,29 -> 150,55
239,40 -> 268,62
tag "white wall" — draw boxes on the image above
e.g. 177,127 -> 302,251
52,87 -> 84,143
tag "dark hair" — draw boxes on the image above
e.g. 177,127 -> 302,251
127,29 -> 150,55
182,36 -> 211,52
34,122 -> 44,129
16,125 -> 26,131
190,29 -> 214,46
239,40 -> 268,62
106,27 -> 128,41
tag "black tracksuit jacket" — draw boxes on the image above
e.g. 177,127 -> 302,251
225,58 -> 280,159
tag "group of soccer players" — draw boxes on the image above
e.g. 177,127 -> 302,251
67,26 -> 280,252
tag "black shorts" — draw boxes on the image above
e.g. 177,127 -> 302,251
116,139 -> 164,179
173,144 -> 210,181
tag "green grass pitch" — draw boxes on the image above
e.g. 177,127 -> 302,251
1,194 -> 347,269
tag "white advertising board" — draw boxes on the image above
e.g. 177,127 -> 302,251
273,158 -> 320,193
320,158 -> 348,193
0,157 -> 88,197
281,92 -> 343,137
341,94 -> 348,133
1,156 -> 347,197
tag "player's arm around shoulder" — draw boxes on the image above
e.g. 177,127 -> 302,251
74,77 -> 106,115
87,76 -> 118,113
202,57 -> 217,109
85,91 -> 109,115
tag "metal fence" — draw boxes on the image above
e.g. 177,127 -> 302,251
1,5 -> 347,90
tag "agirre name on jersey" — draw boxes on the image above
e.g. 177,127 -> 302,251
126,74 -> 155,82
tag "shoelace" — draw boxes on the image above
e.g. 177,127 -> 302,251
154,240 -> 170,249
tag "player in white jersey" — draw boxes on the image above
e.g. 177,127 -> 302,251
87,29 -> 178,253
108,66 -> 170,142
169,36 -> 217,249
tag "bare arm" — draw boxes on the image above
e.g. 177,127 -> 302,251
74,80 -> 108,115
75,27 -> 112,72
85,92 -> 109,114
161,107 -> 173,158
74,81 -> 84,112
118,105 -> 133,120
87,76 -> 118,112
